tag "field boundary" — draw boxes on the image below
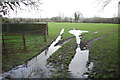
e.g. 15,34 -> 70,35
2,29 -> 48,54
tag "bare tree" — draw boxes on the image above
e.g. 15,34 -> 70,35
97,0 -> 119,9
0,0 -> 42,15
74,12 -> 78,22
74,11 -> 83,23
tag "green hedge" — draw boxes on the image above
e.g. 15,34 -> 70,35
2,23 -> 48,34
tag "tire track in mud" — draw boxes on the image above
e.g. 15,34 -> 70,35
48,31 -> 112,78
47,30 -> 93,78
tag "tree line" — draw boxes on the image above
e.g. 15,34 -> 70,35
2,16 -> 119,24
83,17 -> 119,24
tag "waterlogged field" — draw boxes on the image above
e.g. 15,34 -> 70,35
48,23 -> 118,78
2,35 -> 50,72
2,23 -> 118,78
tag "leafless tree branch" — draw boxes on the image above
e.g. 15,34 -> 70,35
102,0 -> 112,9
0,0 -> 42,15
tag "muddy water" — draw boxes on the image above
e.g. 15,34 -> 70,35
2,29 -> 65,78
68,29 -> 92,78
46,29 -> 64,58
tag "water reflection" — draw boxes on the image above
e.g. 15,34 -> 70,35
68,29 -> 91,78
2,29 -> 65,78
69,29 -> 88,44
69,45 -> 89,78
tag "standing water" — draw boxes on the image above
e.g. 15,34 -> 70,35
68,29 -> 91,78
2,29 -> 65,78
46,29 -> 64,58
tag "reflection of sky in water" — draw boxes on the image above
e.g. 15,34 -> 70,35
2,29 -> 65,78
69,45 -> 89,78
69,29 -> 88,44
47,29 -> 64,58
69,29 -> 90,78
2,29 -> 93,78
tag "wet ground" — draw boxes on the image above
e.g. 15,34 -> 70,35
68,45 -> 89,78
1,29 -> 100,79
68,29 -> 91,78
2,29 -> 66,78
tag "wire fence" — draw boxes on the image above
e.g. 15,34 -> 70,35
2,23 -> 48,54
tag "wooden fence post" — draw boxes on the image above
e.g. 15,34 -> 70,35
46,22 -> 48,35
44,23 -> 48,42
2,35 -> 5,50
44,32 -> 47,42
22,34 -> 27,51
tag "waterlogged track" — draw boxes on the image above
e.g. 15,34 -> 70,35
2,29 -> 66,78
68,29 -> 91,78
2,29 -> 102,79
68,45 -> 89,78
46,29 -> 64,58
47,29 -> 96,78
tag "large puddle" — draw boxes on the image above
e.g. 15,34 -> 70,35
68,29 -> 93,78
2,29 -> 65,78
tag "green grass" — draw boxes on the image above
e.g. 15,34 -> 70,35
2,23 -> 118,78
47,23 -> 118,78
47,39 -> 76,78
89,32 -> 118,78
2,34 -> 52,72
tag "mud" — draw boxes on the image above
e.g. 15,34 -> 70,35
1,29 -> 104,79
1,29 -> 66,79
68,29 -> 90,78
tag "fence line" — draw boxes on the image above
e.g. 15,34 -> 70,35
2,29 -> 48,53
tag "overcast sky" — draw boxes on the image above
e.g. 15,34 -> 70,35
4,0 -> 119,18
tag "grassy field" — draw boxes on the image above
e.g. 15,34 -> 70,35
48,23 -> 118,78
47,39 -> 76,78
2,23 -> 118,78
2,34 -> 53,72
